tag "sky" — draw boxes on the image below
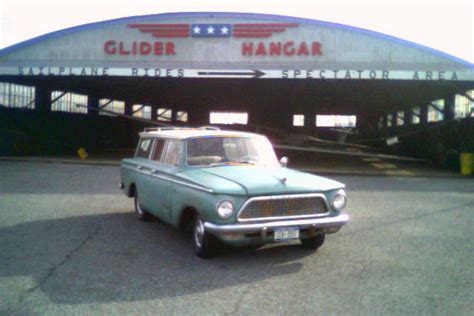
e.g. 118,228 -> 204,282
0,0 -> 473,63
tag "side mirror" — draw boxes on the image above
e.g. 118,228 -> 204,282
279,156 -> 288,168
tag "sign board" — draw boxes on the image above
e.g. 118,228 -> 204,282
0,13 -> 473,80
0,66 -> 469,81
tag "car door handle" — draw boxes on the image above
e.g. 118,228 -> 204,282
137,166 -> 144,171
150,169 -> 157,174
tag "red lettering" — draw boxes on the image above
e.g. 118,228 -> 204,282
139,42 -> 151,55
119,42 -> 130,55
255,42 -> 267,56
132,42 -> 138,54
105,41 -> 177,56
269,42 -> 282,56
283,42 -> 295,55
312,42 -> 322,55
297,42 -> 309,55
104,40 -> 116,55
165,42 -> 176,55
154,42 -> 163,55
242,42 -> 253,56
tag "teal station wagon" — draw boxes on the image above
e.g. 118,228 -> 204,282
120,127 -> 349,258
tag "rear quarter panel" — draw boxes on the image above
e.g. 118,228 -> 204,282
121,158 -> 137,197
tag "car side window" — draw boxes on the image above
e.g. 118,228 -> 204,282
163,140 -> 181,166
152,139 -> 166,162
135,138 -> 153,159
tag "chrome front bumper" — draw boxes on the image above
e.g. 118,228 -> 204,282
204,213 -> 349,235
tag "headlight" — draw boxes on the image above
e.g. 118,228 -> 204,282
216,200 -> 234,218
332,189 -> 347,210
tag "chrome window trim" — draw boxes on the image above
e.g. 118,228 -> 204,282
236,193 -> 331,223
122,163 -> 213,193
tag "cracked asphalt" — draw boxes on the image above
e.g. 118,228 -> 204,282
1,161 -> 473,315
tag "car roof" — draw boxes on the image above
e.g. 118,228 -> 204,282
139,128 -> 261,140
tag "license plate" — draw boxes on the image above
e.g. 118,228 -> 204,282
274,227 -> 299,241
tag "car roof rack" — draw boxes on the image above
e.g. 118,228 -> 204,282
144,126 -> 221,132
143,127 -> 186,132
199,126 -> 220,131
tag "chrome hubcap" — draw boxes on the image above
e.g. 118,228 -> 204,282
194,219 -> 205,248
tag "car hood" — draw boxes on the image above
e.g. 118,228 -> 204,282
179,166 -> 344,196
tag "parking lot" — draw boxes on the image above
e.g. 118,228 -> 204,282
1,161 -> 473,315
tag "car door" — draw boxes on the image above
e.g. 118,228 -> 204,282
146,139 -> 182,223
131,137 -> 156,211
133,137 -> 165,216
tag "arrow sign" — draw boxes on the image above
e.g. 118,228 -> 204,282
197,70 -> 265,78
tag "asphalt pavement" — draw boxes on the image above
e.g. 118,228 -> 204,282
1,161 -> 473,315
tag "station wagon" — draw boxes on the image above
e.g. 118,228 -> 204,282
120,127 -> 349,258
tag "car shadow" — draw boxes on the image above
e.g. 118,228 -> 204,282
1,212 -> 312,304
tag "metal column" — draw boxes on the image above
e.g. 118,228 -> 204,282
87,95 -> 99,117
124,101 -> 133,116
34,85 -> 51,113
419,105 -> 428,124
444,94 -> 455,121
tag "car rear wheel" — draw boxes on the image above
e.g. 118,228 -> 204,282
134,191 -> 153,221
300,234 -> 325,250
193,217 -> 217,258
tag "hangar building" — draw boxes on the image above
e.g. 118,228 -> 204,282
0,12 -> 473,164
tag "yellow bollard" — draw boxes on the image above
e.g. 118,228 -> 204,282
77,147 -> 88,160
460,153 -> 473,176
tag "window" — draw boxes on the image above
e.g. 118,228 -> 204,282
99,99 -> 124,115
152,139 -> 166,161
163,140 -> 181,165
316,115 -> 357,127
377,117 -> 384,129
412,107 -> 420,124
396,111 -> 404,126
133,105 -> 151,119
293,114 -> 305,127
177,111 -> 188,122
186,136 -> 279,167
428,99 -> 444,122
387,114 -> 393,127
0,82 -> 35,109
454,90 -> 474,118
187,138 -> 226,163
157,108 -> 172,121
210,112 -> 248,125
51,91 -> 88,114
135,138 -> 153,159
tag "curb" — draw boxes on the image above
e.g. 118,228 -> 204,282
303,170 -> 462,179
0,157 -> 120,166
0,157 -> 462,178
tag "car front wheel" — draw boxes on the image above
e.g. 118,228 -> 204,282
134,190 -> 153,221
300,234 -> 325,250
193,217 -> 217,258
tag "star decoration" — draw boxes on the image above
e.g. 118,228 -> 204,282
221,26 -> 229,34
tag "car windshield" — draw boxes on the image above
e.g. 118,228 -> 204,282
186,135 -> 280,167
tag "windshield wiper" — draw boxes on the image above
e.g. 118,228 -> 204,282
235,159 -> 258,165
212,160 -> 256,165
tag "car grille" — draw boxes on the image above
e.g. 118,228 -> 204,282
238,195 -> 329,221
